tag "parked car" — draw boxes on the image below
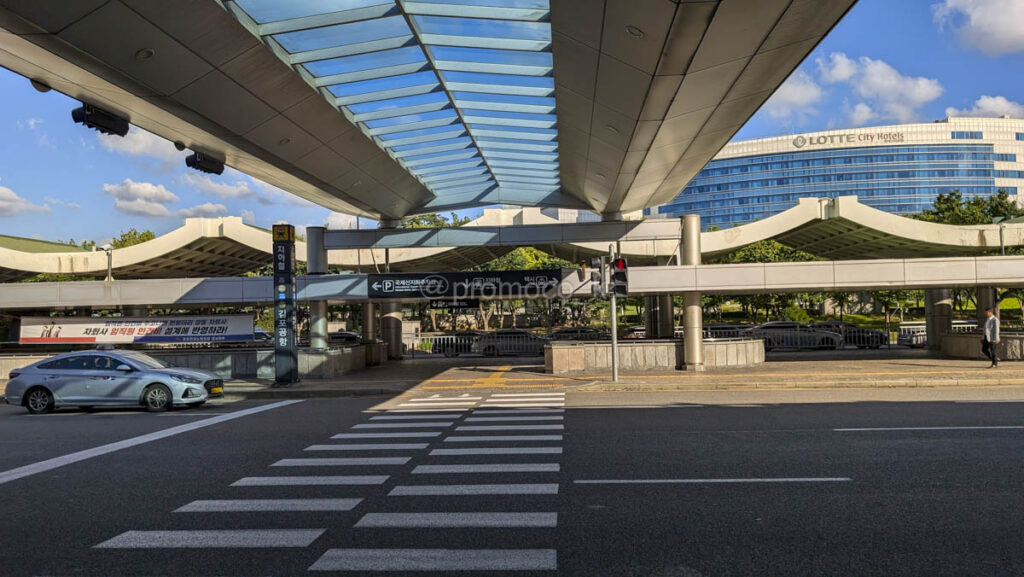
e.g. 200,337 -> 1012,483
743,321 -> 843,351
704,323 -> 749,339
330,331 -> 363,346
811,321 -> 887,348
5,349 -> 219,414
252,328 -> 272,345
546,327 -> 609,341
471,329 -> 546,356
622,326 -> 646,339
431,330 -> 483,357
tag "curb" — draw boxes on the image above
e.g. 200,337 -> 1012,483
573,378 -> 1024,392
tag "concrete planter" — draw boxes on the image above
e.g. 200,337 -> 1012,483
545,339 -> 764,374
941,332 -> 1022,361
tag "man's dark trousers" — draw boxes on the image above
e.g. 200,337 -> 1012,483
982,339 -> 998,366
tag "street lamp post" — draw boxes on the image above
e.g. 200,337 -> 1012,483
101,244 -> 113,285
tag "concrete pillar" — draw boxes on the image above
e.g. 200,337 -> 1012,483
6,317 -> 21,342
310,300 -> 328,349
306,226 -> 327,275
644,294 -> 675,339
381,302 -> 403,360
976,286 -> 995,325
925,289 -> 952,350
682,214 -> 704,370
125,307 -> 147,317
306,227 -> 329,349
362,302 -> 377,342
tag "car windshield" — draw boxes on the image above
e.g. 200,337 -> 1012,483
118,351 -> 172,369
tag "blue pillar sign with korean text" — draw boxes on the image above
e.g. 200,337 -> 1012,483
272,224 -> 298,385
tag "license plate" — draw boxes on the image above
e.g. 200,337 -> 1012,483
210,387 -> 223,395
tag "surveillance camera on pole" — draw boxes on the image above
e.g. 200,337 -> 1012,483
185,152 -> 225,175
71,103 -> 129,137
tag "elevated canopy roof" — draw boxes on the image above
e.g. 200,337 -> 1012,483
0,0 -> 856,218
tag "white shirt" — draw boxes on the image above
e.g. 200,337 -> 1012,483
984,315 -> 1000,342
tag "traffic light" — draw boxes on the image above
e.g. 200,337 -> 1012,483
611,257 -> 628,296
590,256 -> 606,297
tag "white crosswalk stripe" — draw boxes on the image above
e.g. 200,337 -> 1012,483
231,476 -> 389,486
388,483 -> 559,496
472,408 -> 564,414
355,512 -> 557,528
430,447 -> 562,456
95,529 -> 325,549
175,499 -> 362,512
305,443 -> 429,451
445,435 -> 563,442
353,422 -> 454,428
466,416 -> 563,422
308,548 -> 557,571
371,414 -> 464,420
272,457 -> 410,467
397,402 -> 477,407
406,397 -> 483,402
457,424 -> 564,431
332,432 -> 440,439
489,393 -> 565,397
413,463 -> 560,474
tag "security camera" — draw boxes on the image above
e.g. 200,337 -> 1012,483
71,103 -> 129,137
185,152 -> 224,175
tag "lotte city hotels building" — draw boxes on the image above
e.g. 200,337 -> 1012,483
646,116 -> 1024,229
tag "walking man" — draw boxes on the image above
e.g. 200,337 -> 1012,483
982,307 -> 1000,368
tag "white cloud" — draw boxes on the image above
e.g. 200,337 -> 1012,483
762,70 -> 824,124
933,0 -> 1024,56
102,179 -> 178,218
945,94 -> 1024,118
813,52 -> 943,125
16,117 -> 44,130
240,209 -> 256,224
44,197 -> 82,210
178,202 -> 228,218
180,172 -> 258,200
816,52 -> 857,83
98,127 -> 182,170
325,211 -> 357,229
0,186 -> 50,217
848,102 -> 877,126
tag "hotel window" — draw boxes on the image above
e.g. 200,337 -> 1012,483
1016,133 -> 1024,141
951,131 -> 983,139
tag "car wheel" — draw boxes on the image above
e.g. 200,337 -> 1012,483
25,387 -> 54,415
483,346 -> 498,357
142,384 -> 172,413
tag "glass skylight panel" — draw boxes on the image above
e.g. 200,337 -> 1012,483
411,15 -> 550,50
223,0 -> 560,204
235,0 -> 394,24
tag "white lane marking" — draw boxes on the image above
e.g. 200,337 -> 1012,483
273,457 -> 410,467
834,426 -> 1024,432
489,393 -> 565,397
445,435 -> 563,442
481,403 -> 565,408
457,425 -> 564,431
175,498 -> 362,512
158,413 -> 228,416
305,443 -> 429,451
574,478 -> 852,484
472,409 -> 564,414
371,414 -> 462,420
389,483 -> 559,496
0,400 -> 302,487
397,402 -> 478,407
385,408 -> 466,413
231,476 -> 388,486
95,529 -> 324,549
332,432 -> 440,439
483,399 -> 564,403
309,548 -> 557,571
353,422 -> 454,429
431,447 -> 562,456
466,416 -> 563,422
413,463 -> 560,474
355,512 -> 557,528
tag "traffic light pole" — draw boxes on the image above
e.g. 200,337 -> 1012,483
609,245 -> 619,382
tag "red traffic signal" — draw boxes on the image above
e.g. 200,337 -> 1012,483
611,257 -> 628,296
611,257 -> 627,271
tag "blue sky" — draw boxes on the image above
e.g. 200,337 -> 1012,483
1,0 -> 1023,243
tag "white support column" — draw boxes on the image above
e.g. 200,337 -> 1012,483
362,303 -> 377,342
381,302 -> 403,360
976,286 -> 996,324
925,289 -> 952,350
682,214 -> 704,371
306,226 -> 329,349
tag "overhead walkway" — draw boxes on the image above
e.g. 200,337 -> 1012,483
2,254 -> 1023,310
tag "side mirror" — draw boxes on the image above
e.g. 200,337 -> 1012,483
115,364 -> 133,372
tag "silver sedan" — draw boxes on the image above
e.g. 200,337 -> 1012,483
5,350 -> 221,414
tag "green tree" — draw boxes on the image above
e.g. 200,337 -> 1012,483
402,212 -> 471,228
916,189 -> 1023,225
110,228 -> 156,248
474,247 -> 573,272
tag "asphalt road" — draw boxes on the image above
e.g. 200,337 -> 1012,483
0,392 -> 1021,576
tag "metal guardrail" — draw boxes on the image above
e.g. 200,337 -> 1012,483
404,333 -> 547,358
